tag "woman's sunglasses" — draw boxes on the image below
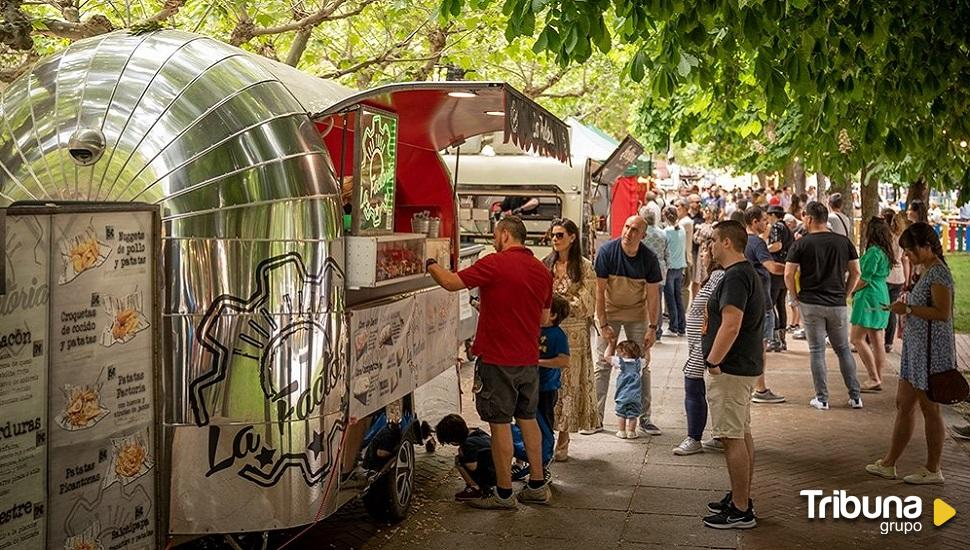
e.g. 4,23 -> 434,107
551,232 -> 567,239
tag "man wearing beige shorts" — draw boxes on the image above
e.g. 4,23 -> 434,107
700,220 -> 763,530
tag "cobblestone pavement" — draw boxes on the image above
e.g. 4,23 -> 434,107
289,333 -> 970,550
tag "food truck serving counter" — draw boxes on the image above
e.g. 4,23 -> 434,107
0,29 -> 570,549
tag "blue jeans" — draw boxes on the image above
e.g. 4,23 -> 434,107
664,268 -> 686,334
763,308 -> 774,342
684,376 -> 707,441
800,303 -> 861,402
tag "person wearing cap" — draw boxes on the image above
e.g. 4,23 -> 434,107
766,205 -> 794,352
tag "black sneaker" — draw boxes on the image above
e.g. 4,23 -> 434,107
703,502 -> 757,529
511,463 -> 529,482
707,491 -> 732,514
707,492 -> 754,514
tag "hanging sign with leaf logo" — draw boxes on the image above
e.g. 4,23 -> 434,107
353,108 -> 399,235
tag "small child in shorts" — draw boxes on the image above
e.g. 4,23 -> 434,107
605,340 -> 644,440
435,414 -> 495,501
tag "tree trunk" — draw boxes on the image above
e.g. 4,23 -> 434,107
860,164 -> 881,249
783,162 -> 795,189
285,28 -> 312,67
815,171 -> 826,201
793,160 -> 806,194
782,159 -> 807,194
906,177 -> 928,204
756,172 -> 768,188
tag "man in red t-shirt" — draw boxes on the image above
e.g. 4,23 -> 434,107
427,216 -> 553,510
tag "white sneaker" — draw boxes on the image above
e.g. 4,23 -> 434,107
615,430 -> 629,439
701,438 -> 724,452
467,492 -> 519,510
626,431 -> 639,440
809,397 -> 830,410
865,459 -> 897,479
849,397 -> 863,409
903,467 -> 944,485
673,437 -> 703,456
579,426 -> 604,435
793,328 -> 806,340
951,425 -> 970,440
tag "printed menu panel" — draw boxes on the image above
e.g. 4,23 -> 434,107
349,295 -> 416,420
47,429 -> 155,550
349,288 -> 460,419
414,289 -> 460,387
47,211 -> 156,550
0,215 -> 49,550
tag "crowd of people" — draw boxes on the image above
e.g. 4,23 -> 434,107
425,182 -> 965,530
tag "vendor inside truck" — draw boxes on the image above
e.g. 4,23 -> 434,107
500,195 -> 540,216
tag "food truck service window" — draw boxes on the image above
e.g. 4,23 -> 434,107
353,107 -> 399,235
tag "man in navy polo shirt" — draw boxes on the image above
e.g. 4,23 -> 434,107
587,215 -> 663,437
427,216 -> 553,510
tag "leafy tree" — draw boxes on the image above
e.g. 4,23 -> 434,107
1,0 -> 641,138
447,0 -> 970,198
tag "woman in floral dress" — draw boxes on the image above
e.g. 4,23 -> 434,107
543,218 -> 598,461
866,223 -> 954,485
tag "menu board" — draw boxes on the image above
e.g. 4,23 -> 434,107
349,295 -> 416,420
47,211 -> 156,550
414,289 -> 460,387
353,107 -> 398,235
349,288 -> 459,419
0,215 -> 49,550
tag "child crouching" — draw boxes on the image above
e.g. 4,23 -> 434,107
436,414 -> 495,501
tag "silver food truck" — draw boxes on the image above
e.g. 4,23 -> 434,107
0,29 -> 570,549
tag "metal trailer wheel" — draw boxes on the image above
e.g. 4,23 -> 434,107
363,440 -> 415,522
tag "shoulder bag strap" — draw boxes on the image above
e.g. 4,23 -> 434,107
837,214 -> 850,237
926,317 -> 932,377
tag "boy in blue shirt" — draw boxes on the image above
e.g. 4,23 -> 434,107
513,295 -> 570,479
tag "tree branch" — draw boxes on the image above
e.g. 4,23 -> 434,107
144,0 -> 185,23
537,89 -> 587,99
285,27 -> 312,66
0,50 -> 38,83
252,0 -> 381,37
34,14 -> 113,41
318,20 -> 427,80
522,66 -> 571,97
410,23 -> 453,80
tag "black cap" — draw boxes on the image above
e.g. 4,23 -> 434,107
767,205 -> 785,216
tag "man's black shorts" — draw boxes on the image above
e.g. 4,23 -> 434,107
474,360 -> 539,423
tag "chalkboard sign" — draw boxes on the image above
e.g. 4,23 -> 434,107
353,107 -> 399,235
593,135 -> 644,184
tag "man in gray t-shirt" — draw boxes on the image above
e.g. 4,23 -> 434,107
827,192 -> 855,246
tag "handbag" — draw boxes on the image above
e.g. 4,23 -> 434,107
925,316 -> 970,405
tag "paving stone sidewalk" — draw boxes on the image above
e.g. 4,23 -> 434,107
292,333 -> 970,550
